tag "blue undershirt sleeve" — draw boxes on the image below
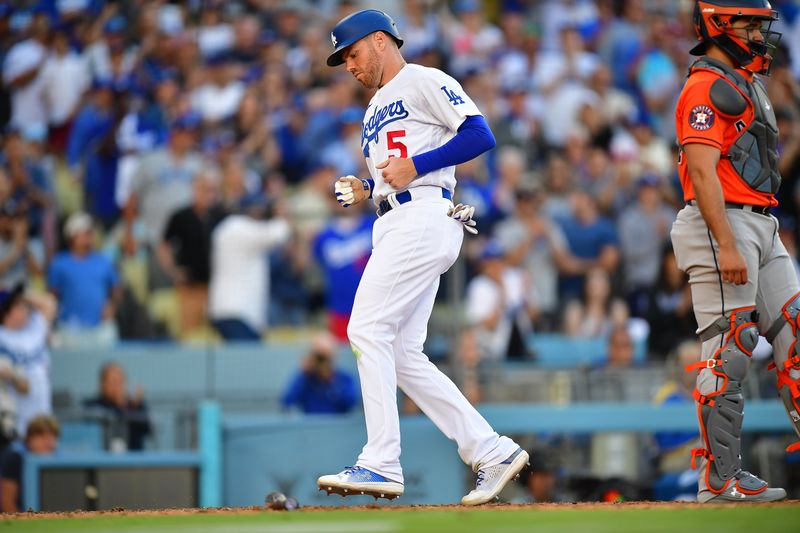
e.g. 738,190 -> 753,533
411,115 -> 496,177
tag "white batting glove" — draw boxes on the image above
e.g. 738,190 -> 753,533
448,203 -> 478,235
334,176 -> 370,207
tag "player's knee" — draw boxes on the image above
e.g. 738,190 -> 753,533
718,322 -> 758,381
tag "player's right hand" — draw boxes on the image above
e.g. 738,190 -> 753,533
718,244 -> 748,285
334,176 -> 369,207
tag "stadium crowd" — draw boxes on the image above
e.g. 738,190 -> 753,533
0,0 -> 798,505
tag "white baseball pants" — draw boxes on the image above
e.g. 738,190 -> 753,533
349,187 -> 518,483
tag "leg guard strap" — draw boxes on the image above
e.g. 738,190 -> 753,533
689,307 -> 759,491
775,367 -> 800,453
765,290 -> 800,343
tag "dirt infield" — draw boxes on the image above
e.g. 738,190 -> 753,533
7,500 -> 799,520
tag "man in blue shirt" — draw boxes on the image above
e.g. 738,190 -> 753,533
281,332 -> 358,414
47,212 -> 120,332
557,189 -> 619,302
312,205 -> 373,343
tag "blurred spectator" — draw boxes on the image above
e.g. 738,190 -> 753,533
604,325 -> 635,368
645,245 -> 697,359
40,24 -> 90,153
494,184 -> 571,330
519,449 -> 570,503
0,285 -> 56,436
596,0 -> 647,94
465,241 -> 533,361
651,340 -> 701,501
443,0 -> 504,78
0,201 -> 40,290
84,14 -> 138,83
208,201 -> 290,341
191,53 -> 245,125
122,112 -> 209,261
83,362 -> 151,452
2,22 -> 47,132
634,15 -> 681,137
395,0 -> 440,61
0,352 -> 27,451
66,79 -> 118,177
312,200 -> 373,343
281,331 -> 358,414
48,212 -> 120,346
586,64 -> 637,128
533,24 -> 600,149
556,189 -> 619,302
2,128 -> 52,255
0,414 -> 59,513
563,267 -> 622,339
618,174 -> 676,316
158,170 -> 225,335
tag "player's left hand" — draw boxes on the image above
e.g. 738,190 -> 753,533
376,158 -> 417,190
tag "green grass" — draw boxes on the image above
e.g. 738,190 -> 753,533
3,505 -> 800,533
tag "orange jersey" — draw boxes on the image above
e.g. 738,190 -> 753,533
675,67 -> 777,207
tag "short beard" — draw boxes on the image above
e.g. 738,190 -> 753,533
362,45 -> 382,89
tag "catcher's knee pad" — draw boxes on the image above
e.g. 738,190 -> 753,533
765,291 -> 800,452
686,307 -> 760,492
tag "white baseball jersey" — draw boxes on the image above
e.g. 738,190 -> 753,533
361,64 -> 482,201
345,65 -> 519,485
0,311 -> 52,436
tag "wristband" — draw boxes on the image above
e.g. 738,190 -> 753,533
362,179 -> 374,199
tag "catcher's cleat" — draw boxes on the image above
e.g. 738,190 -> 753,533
317,466 -> 404,499
462,448 -> 529,506
698,471 -> 787,503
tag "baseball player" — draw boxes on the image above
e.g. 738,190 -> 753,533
316,10 -> 528,506
671,0 -> 795,502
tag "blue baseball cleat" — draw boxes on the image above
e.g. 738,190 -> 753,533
461,448 -> 529,506
318,466 -> 404,500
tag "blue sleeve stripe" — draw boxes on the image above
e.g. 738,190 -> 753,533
411,115 -> 496,176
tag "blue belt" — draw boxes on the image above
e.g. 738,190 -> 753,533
377,188 -> 452,217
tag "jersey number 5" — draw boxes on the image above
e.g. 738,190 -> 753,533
387,130 -> 408,158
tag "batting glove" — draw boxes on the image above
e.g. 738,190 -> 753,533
334,176 -> 371,207
448,203 -> 478,235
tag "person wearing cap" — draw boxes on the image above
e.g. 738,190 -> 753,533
281,331 -> 358,414
0,414 -> 60,512
65,77 -> 116,175
0,284 -> 56,438
47,211 -> 120,345
465,241 -> 534,362
122,112 -> 209,261
617,173 -> 676,317
494,184 -> 571,331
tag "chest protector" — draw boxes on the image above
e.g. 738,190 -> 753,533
689,57 -> 781,195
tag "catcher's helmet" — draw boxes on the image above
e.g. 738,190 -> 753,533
690,0 -> 781,75
327,9 -> 404,67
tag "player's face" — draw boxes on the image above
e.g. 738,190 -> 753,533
730,16 -> 766,43
342,38 -> 381,88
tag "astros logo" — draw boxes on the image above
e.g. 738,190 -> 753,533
690,105 -> 715,131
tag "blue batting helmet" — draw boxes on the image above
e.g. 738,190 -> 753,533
327,9 -> 404,67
